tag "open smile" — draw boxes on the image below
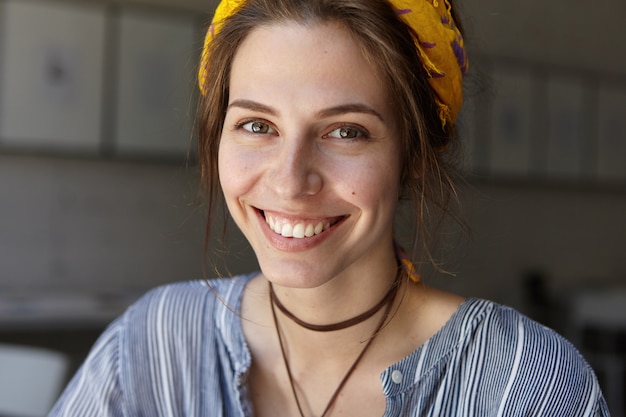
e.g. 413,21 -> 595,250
258,209 -> 346,239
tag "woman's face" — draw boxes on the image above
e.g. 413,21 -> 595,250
218,21 -> 403,288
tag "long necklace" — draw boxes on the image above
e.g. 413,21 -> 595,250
269,272 -> 401,417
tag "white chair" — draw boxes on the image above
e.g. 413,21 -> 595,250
0,344 -> 70,417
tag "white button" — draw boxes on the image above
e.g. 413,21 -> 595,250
391,370 -> 403,384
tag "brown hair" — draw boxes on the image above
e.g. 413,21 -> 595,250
197,0 -> 465,274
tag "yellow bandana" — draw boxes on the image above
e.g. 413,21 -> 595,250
198,0 -> 467,127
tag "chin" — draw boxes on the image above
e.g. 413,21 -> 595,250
256,256 -> 342,290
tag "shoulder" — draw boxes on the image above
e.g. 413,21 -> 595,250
49,274 -> 257,415
455,298 -> 587,358
471,299 -> 588,368
99,274 -> 255,380
116,274 -> 255,412
125,274 -> 254,322
119,274 -> 256,341
385,297 -> 608,416
458,299 -> 607,415
134,274 -> 255,304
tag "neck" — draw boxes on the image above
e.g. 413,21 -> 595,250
270,277 -> 397,417
268,271 -> 404,364
270,267 -> 401,332
271,269 -> 397,329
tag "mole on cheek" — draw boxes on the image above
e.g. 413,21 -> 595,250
352,191 -> 356,195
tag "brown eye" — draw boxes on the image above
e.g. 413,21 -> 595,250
327,126 -> 367,140
251,122 -> 268,133
339,127 -> 358,138
241,121 -> 275,134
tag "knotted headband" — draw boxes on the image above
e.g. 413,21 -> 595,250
198,0 -> 468,127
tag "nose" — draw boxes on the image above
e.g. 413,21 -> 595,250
267,135 -> 322,200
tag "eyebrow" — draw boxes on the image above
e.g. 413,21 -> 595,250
317,104 -> 385,122
228,99 -> 278,115
228,99 -> 384,122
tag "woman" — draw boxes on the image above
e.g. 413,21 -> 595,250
50,0 -> 609,416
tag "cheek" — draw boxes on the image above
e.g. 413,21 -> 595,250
218,144 -> 274,232
217,144 -> 234,197
217,141 -> 255,201
340,156 -> 401,210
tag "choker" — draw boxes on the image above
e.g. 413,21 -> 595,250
269,267 -> 402,332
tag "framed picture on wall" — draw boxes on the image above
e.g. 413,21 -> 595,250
545,74 -> 589,180
0,0 -> 106,152
487,65 -> 536,178
113,7 -> 200,157
596,84 -> 626,183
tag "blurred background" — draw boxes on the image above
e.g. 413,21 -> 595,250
0,0 -> 624,415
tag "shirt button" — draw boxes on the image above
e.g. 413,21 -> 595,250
391,370 -> 403,384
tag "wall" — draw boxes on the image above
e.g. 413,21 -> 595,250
436,183 -> 626,309
0,155 -> 206,291
447,0 -> 626,309
461,0 -> 626,75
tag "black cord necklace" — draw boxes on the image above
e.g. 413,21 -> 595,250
268,268 -> 402,332
269,270 -> 401,417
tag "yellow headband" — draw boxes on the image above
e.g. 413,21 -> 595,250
198,0 -> 468,127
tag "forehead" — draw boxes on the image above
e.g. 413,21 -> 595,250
228,21 -> 392,113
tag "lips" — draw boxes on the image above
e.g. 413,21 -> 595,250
261,210 -> 344,239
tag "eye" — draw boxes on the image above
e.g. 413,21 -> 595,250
327,126 -> 368,140
240,121 -> 276,134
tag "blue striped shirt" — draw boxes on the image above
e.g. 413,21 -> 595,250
49,274 -> 610,416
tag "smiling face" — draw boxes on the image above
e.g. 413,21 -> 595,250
218,21 -> 402,288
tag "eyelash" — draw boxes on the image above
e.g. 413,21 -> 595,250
234,120 -> 371,141
325,125 -> 370,141
235,120 -> 276,135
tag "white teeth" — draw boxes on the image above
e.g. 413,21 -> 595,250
281,223 -> 293,237
292,224 -> 305,238
264,213 -> 335,239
